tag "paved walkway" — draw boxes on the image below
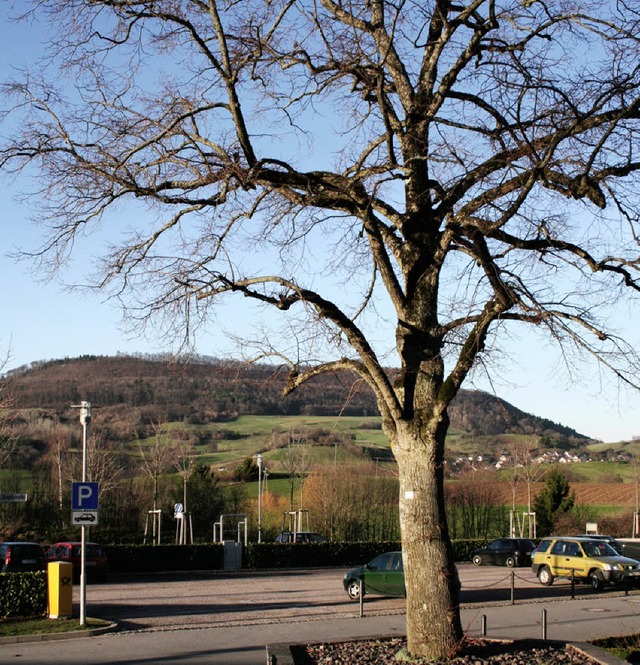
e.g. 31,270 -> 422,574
1,592 -> 638,664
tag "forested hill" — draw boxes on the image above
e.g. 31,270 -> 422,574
5,354 -> 589,442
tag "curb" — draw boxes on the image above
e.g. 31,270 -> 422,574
0,621 -> 117,645
265,636 -> 628,665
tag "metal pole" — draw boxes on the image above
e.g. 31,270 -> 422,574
182,475 -> 187,545
358,577 -> 364,618
257,454 -> 263,544
510,570 -> 515,605
78,401 -> 91,626
541,608 -> 547,640
481,614 -> 487,636
571,569 -> 575,599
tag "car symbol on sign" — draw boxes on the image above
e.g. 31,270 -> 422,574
75,513 -> 96,523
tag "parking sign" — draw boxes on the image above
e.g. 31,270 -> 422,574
72,482 -> 99,510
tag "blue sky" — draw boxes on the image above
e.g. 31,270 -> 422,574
2,2 -> 640,444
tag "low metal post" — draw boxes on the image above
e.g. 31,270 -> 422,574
481,614 -> 487,636
359,577 -> 364,618
571,569 -> 575,599
541,608 -> 547,640
510,570 -> 515,605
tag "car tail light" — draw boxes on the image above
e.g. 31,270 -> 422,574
4,546 -> 11,567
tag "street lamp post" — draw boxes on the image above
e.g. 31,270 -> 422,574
73,400 -> 91,626
257,454 -> 263,544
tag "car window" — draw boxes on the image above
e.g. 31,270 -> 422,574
536,539 -> 552,554
582,541 -> 617,557
15,545 -> 42,557
551,540 -> 571,555
369,553 -> 394,570
390,553 -> 403,571
306,534 -> 325,543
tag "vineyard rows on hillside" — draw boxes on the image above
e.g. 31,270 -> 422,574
492,482 -> 638,507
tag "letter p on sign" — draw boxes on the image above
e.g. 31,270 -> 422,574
72,482 -> 99,510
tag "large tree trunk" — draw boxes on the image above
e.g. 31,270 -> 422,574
394,423 -> 463,659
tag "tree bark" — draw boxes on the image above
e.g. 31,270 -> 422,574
394,424 -> 463,658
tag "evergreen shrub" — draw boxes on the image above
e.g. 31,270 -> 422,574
0,572 -> 47,618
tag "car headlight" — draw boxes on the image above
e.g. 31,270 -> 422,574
603,564 -> 620,571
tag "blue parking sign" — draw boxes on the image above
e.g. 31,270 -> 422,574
72,482 -> 99,510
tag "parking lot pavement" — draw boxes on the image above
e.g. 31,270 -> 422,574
1,567 -> 639,664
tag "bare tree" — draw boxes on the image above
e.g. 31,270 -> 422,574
630,454 -> 640,535
445,470 -> 505,540
138,421 -> 174,514
3,1 -> 640,657
508,440 -> 546,537
0,350 -> 16,469
169,430 -> 197,542
44,425 -> 72,514
277,429 -> 313,513
84,433 -> 124,496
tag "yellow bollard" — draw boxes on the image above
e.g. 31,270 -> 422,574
48,561 -> 73,619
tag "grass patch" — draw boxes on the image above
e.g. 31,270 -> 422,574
0,616 -> 111,637
592,633 -> 640,662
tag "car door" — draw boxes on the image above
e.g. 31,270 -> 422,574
564,542 -> 589,579
363,553 -> 394,595
551,540 -> 587,579
486,539 -> 505,565
384,552 -> 405,597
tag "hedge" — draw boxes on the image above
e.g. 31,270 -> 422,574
0,571 -> 47,618
102,539 -> 486,573
103,544 -> 225,573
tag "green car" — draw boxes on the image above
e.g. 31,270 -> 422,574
343,551 -> 405,600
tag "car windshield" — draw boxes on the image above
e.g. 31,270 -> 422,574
582,541 -> 618,557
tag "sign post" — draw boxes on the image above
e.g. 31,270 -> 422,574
71,479 -> 98,626
71,401 -> 93,626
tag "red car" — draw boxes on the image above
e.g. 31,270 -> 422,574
45,541 -> 108,582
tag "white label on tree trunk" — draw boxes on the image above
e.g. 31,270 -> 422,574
404,490 -> 414,499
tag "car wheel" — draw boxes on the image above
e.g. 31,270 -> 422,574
590,570 -> 605,592
538,566 -> 554,586
346,580 -> 361,600
472,555 -> 482,566
505,556 -> 516,568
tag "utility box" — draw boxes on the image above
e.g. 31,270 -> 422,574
223,541 -> 243,570
48,561 -> 73,618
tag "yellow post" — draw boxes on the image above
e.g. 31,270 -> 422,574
48,561 -> 73,619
